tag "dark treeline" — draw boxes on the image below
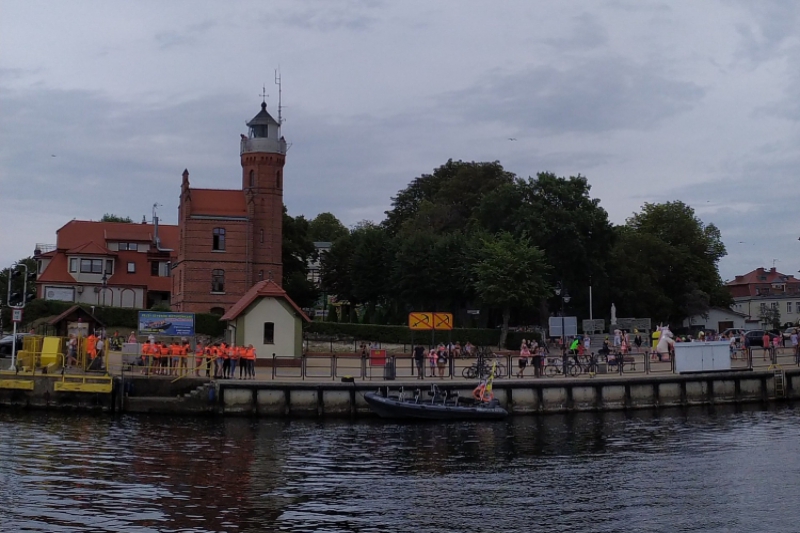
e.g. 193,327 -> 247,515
282,159 -> 730,345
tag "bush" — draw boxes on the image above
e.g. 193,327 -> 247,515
303,322 -> 539,349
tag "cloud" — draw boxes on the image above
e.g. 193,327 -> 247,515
437,58 -> 704,135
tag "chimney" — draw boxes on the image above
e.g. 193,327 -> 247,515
770,267 -> 776,273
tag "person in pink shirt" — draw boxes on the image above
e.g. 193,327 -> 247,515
762,333 -> 771,361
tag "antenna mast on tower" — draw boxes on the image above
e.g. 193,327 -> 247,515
274,68 -> 284,125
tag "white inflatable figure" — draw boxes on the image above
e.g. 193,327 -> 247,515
610,303 -> 617,325
656,325 -> 675,361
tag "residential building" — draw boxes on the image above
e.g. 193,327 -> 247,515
34,220 -> 176,309
726,267 -> 800,326
682,307 -> 751,333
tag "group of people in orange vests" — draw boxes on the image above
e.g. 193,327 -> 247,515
138,339 -> 257,380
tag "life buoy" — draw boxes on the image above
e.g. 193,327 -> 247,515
472,384 -> 493,402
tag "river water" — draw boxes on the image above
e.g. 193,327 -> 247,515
1,405 -> 799,532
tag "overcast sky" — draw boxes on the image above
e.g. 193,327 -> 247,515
2,0 -> 800,283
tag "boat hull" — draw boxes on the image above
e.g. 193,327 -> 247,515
364,392 -> 508,420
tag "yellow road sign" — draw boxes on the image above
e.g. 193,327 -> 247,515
433,312 -> 453,330
408,312 -> 433,330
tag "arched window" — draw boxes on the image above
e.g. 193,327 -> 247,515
249,170 -> 254,187
276,170 -> 282,189
211,269 -> 225,293
210,306 -> 225,316
212,228 -> 226,251
260,229 -> 264,244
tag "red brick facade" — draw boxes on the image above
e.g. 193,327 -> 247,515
171,102 -> 286,314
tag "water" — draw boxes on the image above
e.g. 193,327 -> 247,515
1,406 -> 799,532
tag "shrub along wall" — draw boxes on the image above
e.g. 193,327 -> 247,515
3,300 -> 225,338
304,322 -> 539,349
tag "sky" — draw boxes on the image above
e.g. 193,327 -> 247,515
2,0 -> 800,283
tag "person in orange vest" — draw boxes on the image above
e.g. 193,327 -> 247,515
244,344 -> 257,379
194,341 -> 204,377
204,343 -> 213,378
179,338 -> 190,376
141,341 -> 153,375
229,344 -> 240,379
169,342 -> 182,376
220,342 -> 230,379
158,342 -> 171,375
211,343 -> 222,379
86,332 -> 97,366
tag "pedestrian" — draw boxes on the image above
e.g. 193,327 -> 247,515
436,346 -> 447,378
531,345 -> 541,378
517,342 -> 530,378
413,344 -> 425,379
428,347 -> 437,377
762,332 -> 771,361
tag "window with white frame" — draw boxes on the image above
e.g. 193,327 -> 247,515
69,258 -> 78,273
80,259 -> 103,274
127,262 -> 136,273
788,302 -> 793,314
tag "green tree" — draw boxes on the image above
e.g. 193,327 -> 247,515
308,212 -> 349,243
0,257 -> 38,307
471,232 -> 551,347
384,159 -> 516,235
100,214 -> 133,223
611,201 -> 729,325
282,208 -> 319,309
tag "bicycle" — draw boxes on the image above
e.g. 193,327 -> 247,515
462,358 -> 506,380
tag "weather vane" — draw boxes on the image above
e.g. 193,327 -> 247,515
260,85 -> 268,104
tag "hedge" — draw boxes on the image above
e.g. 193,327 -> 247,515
304,322 -> 540,349
2,300 -> 225,338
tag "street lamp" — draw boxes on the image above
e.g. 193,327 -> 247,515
555,282 -> 571,375
101,273 -> 108,307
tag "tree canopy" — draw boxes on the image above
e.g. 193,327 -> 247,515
311,160 -> 730,334
100,214 -> 133,223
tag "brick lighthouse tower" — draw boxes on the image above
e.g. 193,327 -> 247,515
241,99 -> 287,287
172,98 -> 287,314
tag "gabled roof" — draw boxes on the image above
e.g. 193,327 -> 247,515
66,241 -> 115,256
48,305 -> 105,327
221,280 -> 310,322
188,189 -> 248,218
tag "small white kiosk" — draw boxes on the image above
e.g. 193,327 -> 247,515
674,341 -> 731,373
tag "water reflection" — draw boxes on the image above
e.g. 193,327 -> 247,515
1,405 -> 799,532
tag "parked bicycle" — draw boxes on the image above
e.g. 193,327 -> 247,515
462,358 -> 506,379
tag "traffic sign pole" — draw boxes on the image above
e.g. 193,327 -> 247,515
9,307 -> 22,372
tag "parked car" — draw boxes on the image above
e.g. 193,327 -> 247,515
721,328 -> 748,339
744,330 -> 780,348
782,327 -> 800,340
0,333 -> 28,356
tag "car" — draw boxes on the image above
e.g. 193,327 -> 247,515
744,330 -> 780,348
721,328 -> 747,339
782,327 -> 800,340
0,333 -> 28,356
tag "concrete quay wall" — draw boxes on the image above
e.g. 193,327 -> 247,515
215,370 -> 799,417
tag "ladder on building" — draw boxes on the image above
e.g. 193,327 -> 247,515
773,366 -> 786,398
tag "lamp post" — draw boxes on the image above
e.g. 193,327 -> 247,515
101,274 -> 108,307
554,282 -> 571,374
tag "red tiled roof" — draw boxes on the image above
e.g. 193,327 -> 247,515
66,241 -> 115,255
37,253 -> 75,284
221,280 -> 310,322
55,220 -> 178,251
189,189 -> 247,217
728,267 -> 799,286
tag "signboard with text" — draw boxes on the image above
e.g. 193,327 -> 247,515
12,308 -> 23,323
548,316 -> 578,338
138,311 -> 195,336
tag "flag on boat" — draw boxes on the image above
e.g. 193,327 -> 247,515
482,361 -> 496,400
